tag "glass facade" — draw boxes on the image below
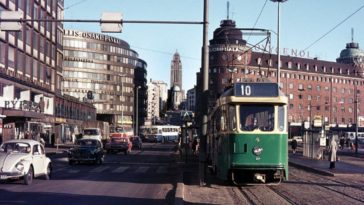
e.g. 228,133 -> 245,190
63,30 -> 146,128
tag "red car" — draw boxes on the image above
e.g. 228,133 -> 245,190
105,133 -> 132,155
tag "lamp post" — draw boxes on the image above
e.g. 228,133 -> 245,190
135,86 -> 141,136
354,81 -> 359,155
270,0 -> 288,87
119,74 -> 127,129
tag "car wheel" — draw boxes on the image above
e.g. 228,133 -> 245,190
24,166 -> 33,185
97,157 -> 103,165
45,163 -> 52,180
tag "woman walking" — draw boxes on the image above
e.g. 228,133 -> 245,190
329,137 -> 338,169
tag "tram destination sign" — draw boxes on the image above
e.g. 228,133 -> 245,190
233,83 -> 279,97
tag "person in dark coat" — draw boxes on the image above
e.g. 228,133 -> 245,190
291,139 -> 298,154
329,137 -> 338,169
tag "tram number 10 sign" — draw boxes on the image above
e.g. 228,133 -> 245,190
233,83 -> 279,97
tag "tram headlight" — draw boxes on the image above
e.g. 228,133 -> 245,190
252,146 -> 263,156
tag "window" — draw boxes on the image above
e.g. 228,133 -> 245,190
229,105 -> 236,131
240,105 -> 275,132
0,42 -> 6,65
316,85 -> 321,91
8,46 -> 15,68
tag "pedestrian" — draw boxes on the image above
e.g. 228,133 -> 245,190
291,139 -> 298,154
328,137 -> 338,169
192,137 -> 198,155
339,136 -> 345,150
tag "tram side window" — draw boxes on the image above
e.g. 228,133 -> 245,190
228,105 -> 237,131
278,105 -> 286,131
220,106 -> 227,131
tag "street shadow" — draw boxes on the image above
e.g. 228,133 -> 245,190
0,189 -> 174,205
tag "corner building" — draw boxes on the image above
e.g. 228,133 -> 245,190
63,30 -> 147,129
198,19 -> 364,131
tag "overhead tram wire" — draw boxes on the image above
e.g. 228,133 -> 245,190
247,0 -> 269,41
304,4 -> 364,51
130,46 -> 200,61
64,0 -> 91,10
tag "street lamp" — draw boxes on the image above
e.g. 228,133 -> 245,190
354,81 -> 359,155
119,74 -> 127,129
135,86 -> 141,136
270,0 -> 288,87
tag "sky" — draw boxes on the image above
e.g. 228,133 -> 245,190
64,0 -> 364,91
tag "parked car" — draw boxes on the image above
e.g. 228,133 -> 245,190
131,136 -> 143,150
68,138 -> 104,165
105,133 -> 132,155
0,139 -> 52,185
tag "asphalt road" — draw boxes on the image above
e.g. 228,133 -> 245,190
0,143 -> 179,205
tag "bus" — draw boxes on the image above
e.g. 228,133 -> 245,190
140,125 -> 180,143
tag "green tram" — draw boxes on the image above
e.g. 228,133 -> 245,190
207,82 -> 288,184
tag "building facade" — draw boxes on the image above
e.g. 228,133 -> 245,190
197,18 -> 364,130
146,80 -> 160,125
186,86 -> 196,112
63,29 -> 147,130
0,0 -> 96,144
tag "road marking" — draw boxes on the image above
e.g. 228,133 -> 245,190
111,166 -> 129,173
135,166 -> 149,173
90,166 -> 110,173
156,166 -> 168,174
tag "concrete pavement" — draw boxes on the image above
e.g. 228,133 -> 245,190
45,144 -> 364,205
175,147 -> 364,205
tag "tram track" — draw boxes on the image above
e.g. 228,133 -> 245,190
231,185 -> 295,205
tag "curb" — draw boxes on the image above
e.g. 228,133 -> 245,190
174,172 -> 185,205
289,161 -> 334,176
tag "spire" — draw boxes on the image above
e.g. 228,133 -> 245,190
227,1 -> 230,20
351,28 -> 354,43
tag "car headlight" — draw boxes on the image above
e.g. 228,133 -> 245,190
252,146 -> 263,156
15,162 -> 24,172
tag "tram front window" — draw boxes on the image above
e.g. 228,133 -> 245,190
240,105 -> 274,132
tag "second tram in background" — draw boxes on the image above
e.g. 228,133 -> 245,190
207,81 -> 288,184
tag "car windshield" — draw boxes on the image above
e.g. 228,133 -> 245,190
78,139 -> 98,146
0,142 -> 31,153
240,105 -> 275,132
83,129 -> 99,135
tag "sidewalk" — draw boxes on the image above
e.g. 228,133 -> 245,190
175,148 -> 364,205
289,148 -> 364,176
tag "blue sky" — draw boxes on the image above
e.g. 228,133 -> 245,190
64,0 -> 364,91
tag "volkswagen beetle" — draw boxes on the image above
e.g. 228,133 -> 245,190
0,139 -> 52,185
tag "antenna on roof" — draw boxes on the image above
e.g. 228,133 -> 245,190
351,28 -> 354,42
227,1 -> 230,20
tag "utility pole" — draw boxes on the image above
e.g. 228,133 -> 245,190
199,0 -> 209,187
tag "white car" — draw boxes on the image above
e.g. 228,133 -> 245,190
0,139 -> 52,185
